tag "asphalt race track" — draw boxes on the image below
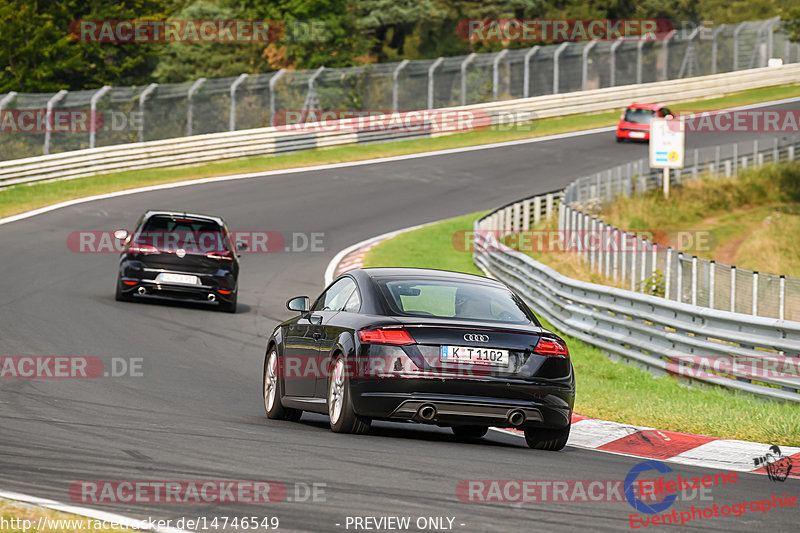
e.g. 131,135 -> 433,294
1,101 -> 798,532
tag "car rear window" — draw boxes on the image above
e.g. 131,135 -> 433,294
136,215 -> 229,253
623,108 -> 656,124
376,278 -> 532,324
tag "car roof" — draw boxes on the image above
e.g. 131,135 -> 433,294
143,210 -> 226,226
354,267 -> 505,286
626,103 -> 665,110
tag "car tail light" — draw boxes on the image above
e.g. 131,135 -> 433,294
358,327 -> 415,346
129,242 -> 158,254
122,280 -> 138,286
217,289 -> 232,295
534,338 -> 568,358
206,250 -> 233,261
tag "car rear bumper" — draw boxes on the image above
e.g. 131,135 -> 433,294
349,377 -> 573,430
616,127 -> 650,140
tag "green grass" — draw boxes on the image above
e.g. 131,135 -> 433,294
362,211 -> 800,446
3,83 -> 800,220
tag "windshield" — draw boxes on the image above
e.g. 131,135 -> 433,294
376,278 -> 532,324
623,108 -> 656,124
135,215 -> 229,254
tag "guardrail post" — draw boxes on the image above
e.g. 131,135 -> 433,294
779,275 -> 785,320
590,218 -> 597,271
553,42 -> 569,94
428,57 -> 444,109
89,85 -> 111,149
790,146 -> 795,161
138,83 -> 158,143
523,46 -> 539,97
606,224 -> 613,278
492,49 -> 509,100
664,248 -> 672,300
691,256 -> 698,306
730,265 -> 736,312
651,241 -> 657,292
523,199 -> 531,230
512,202 -> 521,231
546,194 -> 554,219
582,41 -> 598,90
631,237 -> 639,291
534,196 -> 542,225
392,59 -> 409,111
773,137 -> 779,163
692,148 -> 699,179
570,209 -> 577,252
709,260 -> 715,309
612,229 -> 620,281
733,22 -> 747,71
44,90 -> 68,155
269,69 -> 287,126
229,74 -> 248,132
676,252 -> 683,302
459,54 -> 476,107
640,238 -> 647,290
636,40 -> 645,84
752,271 -> 759,316
609,40 -> 623,86
621,232 -> 627,282
186,78 -> 207,137
711,25 -> 726,74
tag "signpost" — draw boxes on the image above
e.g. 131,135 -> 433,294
649,117 -> 685,198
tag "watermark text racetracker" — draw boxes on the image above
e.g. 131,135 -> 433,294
68,231 -> 326,254
70,480 -> 326,504
0,356 -> 144,379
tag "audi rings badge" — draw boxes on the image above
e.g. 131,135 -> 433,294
464,334 -> 489,342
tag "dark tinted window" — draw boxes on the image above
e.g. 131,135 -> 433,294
312,277 -> 358,312
136,216 -> 228,254
623,108 -> 655,124
376,278 -> 531,324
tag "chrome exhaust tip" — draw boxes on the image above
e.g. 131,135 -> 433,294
137,286 -> 147,295
418,404 -> 437,421
508,410 -> 526,427
207,293 -> 216,302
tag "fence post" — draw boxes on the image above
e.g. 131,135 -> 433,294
492,49 -> 509,100
636,40 -> 645,84
676,252 -> 683,303
621,232 -> 627,282
523,46 -> 540,97
590,218 -> 597,272
428,57 -> 444,109
612,229 -> 620,281
523,199 -> 531,230
553,42 -> 569,94
709,260 -> 715,309
715,145 -> 720,177
186,78 -> 207,137
730,266 -> 736,312
89,85 -> 111,149
733,142 -> 738,176
752,271 -> 759,316
664,248 -> 672,300
691,256 -> 698,306
711,25 -> 726,74
693,148 -> 698,179
582,41 -> 598,90
392,59 -> 409,111
269,69 -> 287,126
138,83 -> 158,143
228,74 -> 248,132
773,137 -> 779,163
609,40 -> 623,86
779,275 -> 785,321
733,22 -> 747,70
534,196 -> 542,225
546,194 -> 554,219
460,54 -> 476,106
44,90 -> 68,155
661,31 -> 675,80
651,242 -> 657,292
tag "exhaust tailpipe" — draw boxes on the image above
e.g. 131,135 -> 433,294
508,410 -> 526,427
207,293 -> 216,302
137,286 -> 147,295
418,404 -> 437,421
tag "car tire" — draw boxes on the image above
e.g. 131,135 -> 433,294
263,349 -> 302,422
219,290 -> 237,313
451,425 -> 488,439
524,424 -> 570,451
327,356 -> 370,434
115,279 -> 133,302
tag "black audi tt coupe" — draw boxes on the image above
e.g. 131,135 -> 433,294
263,267 -> 575,450
114,210 -> 242,313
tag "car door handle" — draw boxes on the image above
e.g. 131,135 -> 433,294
312,332 -> 321,340
309,314 -> 323,325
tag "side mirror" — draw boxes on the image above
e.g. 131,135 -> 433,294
114,229 -> 129,241
287,296 -> 310,313
236,241 -> 248,251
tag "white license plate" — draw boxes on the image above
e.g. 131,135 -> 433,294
629,131 -> 646,139
440,345 -> 509,366
158,273 -> 199,285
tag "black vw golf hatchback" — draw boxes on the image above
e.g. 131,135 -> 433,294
114,210 -> 241,313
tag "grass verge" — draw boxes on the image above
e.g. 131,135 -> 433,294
362,211 -> 800,446
0,499 -> 136,533
2,83 -> 800,220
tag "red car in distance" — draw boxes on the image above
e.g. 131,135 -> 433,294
616,103 -> 673,142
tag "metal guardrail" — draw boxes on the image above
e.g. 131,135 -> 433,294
2,64 -> 800,188
0,18 -> 792,160
474,138 -> 800,401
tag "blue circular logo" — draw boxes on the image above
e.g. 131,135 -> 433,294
624,460 -> 677,514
